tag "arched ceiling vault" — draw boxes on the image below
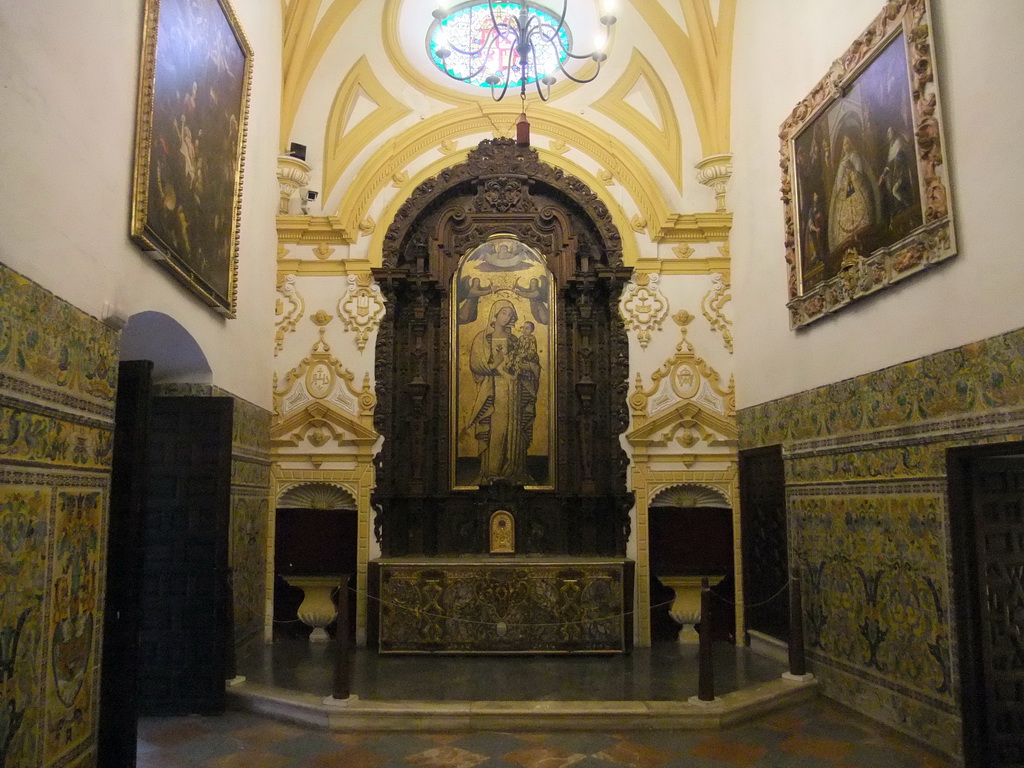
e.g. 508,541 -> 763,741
280,0 -> 737,256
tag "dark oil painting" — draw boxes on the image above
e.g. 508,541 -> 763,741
793,32 -> 922,294
132,0 -> 251,314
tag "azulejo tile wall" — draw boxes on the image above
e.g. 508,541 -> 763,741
151,383 -> 272,646
737,326 -> 1024,761
0,263 -> 118,768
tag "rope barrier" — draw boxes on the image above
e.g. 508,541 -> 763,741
710,580 -> 788,609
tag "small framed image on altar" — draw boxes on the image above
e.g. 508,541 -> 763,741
780,0 -> 955,329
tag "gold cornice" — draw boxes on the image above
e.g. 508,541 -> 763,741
655,212 -> 732,243
277,214 -> 355,244
276,258 -> 373,277
627,400 -> 738,446
634,256 -> 731,280
365,146 -> 642,267
281,0 -> 362,151
336,104 -> 671,250
323,55 -> 413,199
591,49 -> 683,191
380,0 -> 614,107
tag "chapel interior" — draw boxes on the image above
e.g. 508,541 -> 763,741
2,1 -> 1023,767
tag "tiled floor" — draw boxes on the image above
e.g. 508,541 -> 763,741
137,698 -> 955,767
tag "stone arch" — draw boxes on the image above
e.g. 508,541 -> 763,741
650,482 -> 731,509
277,481 -> 357,510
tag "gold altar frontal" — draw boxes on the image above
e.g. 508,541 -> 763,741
369,558 -> 635,654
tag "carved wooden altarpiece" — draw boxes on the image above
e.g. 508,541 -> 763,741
371,140 -> 634,651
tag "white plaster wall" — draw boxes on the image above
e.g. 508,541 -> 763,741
731,0 -> 1024,408
0,0 -> 281,409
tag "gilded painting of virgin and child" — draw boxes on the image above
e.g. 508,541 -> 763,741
131,0 -> 252,315
782,0 -> 957,329
452,237 -> 555,489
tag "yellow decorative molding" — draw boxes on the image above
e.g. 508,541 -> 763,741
277,214 -> 355,244
335,103 -> 672,251
391,170 -> 409,188
631,0 -> 735,157
672,244 -> 694,259
548,139 -> 569,155
276,258 -> 373,277
629,309 -> 736,423
366,146 -> 642,267
278,244 -> 290,260
323,56 -> 413,202
439,138 -> 459,155
281,0 -> 362,151
273,326 -> 376,425
592,49 -> 683,191
358,214 -> 376,236
630,214 -> 648,234
275,274 -> 305,355
597,169 -> 615,186
701,272 -> 733,354
627,400 -> 737,451
655,212 -> 732,243
380,0 -> 614,107
620,272 -> 669,349
634,257 -> 731,281
313,243 -> 335,260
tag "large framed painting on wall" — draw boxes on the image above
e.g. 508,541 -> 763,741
130,0 -> 252,317
780,0 -> 955,329
451,237 -> 556,490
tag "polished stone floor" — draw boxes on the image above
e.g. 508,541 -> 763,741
236,638 -> 786,702
137,697 -> 955,767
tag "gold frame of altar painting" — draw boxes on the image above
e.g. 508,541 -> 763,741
130,0 -> 253,317
450,236 -> 557,491
780,0 -> 955,329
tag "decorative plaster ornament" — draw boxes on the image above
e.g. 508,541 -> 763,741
313,243 -> 335,261
277,154 -> 311,215
701,272 -> 734,353
672,244 -> 695,259
620,272 -> 669,349
630,214 -> 648,234
274,274 -> 305,355
278,244 -> 290,260
338,273 -> 386,352
597,169 -> 615,186
548,139 -> 569,155
439,139 -> 459,155
391,170 -> 409,188
311,309 -> 332,326
695,153 -> 733,212
358,215 -> 376,236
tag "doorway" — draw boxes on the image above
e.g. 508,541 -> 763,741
948,442 -> 1024,768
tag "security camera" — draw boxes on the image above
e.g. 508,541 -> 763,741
300,189 -> 319,214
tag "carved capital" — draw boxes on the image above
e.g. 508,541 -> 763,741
695,154 -> 733,213
277,155 -> 312,215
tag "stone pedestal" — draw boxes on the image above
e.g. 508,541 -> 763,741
661,575 -> 724,644
283,575 -> 339,642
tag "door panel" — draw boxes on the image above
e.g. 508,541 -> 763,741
98,360 -> 152,767
137,397 -> 233,715
971,455 -> 1024,766
738,445 -> 789,641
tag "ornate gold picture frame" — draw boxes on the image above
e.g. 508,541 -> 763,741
780,0 -> 955,329
130,0 -> 252,316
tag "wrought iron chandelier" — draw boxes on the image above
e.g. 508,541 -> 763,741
429,1 -> 617,103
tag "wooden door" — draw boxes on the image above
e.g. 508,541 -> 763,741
98,360 -> 152,767
137,396 -> 233,715
738,445 -> 789,641
953,449 -> 1024,767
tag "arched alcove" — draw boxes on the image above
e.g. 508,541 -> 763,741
119,310 -> 212,383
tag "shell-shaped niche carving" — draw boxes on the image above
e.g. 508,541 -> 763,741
278,482 -> 356,510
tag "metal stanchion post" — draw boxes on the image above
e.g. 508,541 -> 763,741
782,569 -> 814,682
331,573 -> 354,702
689,576 -> 718,705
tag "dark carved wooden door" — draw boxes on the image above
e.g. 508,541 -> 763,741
969,454 -> 1024,766
137,396 -> 233,715
98,360 -> 152,767
738,445 -> 789,641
